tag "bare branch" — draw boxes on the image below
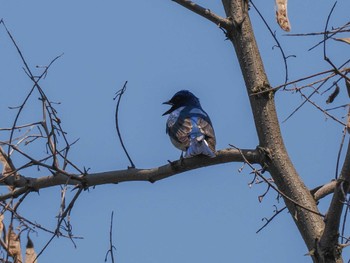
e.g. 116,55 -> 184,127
35,187 -> 83,261
318,137 -> 350,259
312,181 -> 337,201
323,3 -> 350,83
0,148 -> 261,201
308,21 -> 350,51
251,67 -> 350,96
114,81 -> 135,168
256,206 -> 287,233
104,211 -> 116,263
0,202 -> 83,239
282,74 -> 342,124
250,0 -> 292,88
298,89 -> 346,126
232,145 -> 324,217
221,1 -> 325,258
285,22 -> 350,37
172,0 -> 232,30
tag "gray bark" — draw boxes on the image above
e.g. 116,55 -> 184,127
221,0 -> 329,261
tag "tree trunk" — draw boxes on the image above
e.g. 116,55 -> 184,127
221,0 -> 328,261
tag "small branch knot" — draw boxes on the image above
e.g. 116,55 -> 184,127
257,146 -> 272,170
251,83 -> 274,98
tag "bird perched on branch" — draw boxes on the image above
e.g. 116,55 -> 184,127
162,90 -> 216,158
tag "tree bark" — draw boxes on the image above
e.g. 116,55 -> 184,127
0,148 -> 260,201
317,139 -> 350,263
221,0 -> 327,261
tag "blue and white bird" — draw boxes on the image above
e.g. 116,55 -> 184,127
162,90 -> 216,158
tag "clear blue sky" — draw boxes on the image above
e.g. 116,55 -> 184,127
0,1 -> 349,262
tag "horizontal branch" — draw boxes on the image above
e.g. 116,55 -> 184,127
0,148 -> 260,201
172,0 -> 232,30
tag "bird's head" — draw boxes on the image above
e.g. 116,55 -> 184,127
162,90 -> 201,116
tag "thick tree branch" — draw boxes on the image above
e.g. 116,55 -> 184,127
0,148 -> 260,201
176,2 -> 326,256
172,0 -> 232,30
219,0 -> 325,261
318,139 -> 350,262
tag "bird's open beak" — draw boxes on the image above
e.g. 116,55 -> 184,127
162,101 -> 172,105
162,101 -> 173,116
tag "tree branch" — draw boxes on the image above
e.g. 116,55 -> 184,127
104,211 -> 116,263
172,0 -> 232,30
318,138 -> 350,261
0,148 -> 260,201
221,0 -> 325,260
114,81 -> 135,168
312,181 -> 337,201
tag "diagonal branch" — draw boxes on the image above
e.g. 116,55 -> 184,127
312,181 -> 337,201
256,206 -> 287,234
298,90 -> 346,126
220,0 -> 325,259
250,0 -> 291,88
318,138 -> 350,259
172,0 -> 232,30
34,186 -> 83,262
0,148 -> 261,201
322,3 -> 350,84
232,145 -> 324,217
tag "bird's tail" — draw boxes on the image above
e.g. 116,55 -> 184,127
184,135 -> 215,158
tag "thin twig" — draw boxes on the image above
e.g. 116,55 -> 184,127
250,0 -> 291,87
309,19 -> 350,51
284,23 -> 350,37
298,89 -> 346,126
1,20 -> 79,187
104,211 -> 116,263
34,187 -> 83,261
0,122 -> 42,131
1,21 -> 65,158
251,67 -> 350,96
114,81 -> 135,168
322,3 -> 350,83
230,145 -> 324,217
0,203 -> 82,239
256,206 -> 287,233
282,75 -> 341,124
